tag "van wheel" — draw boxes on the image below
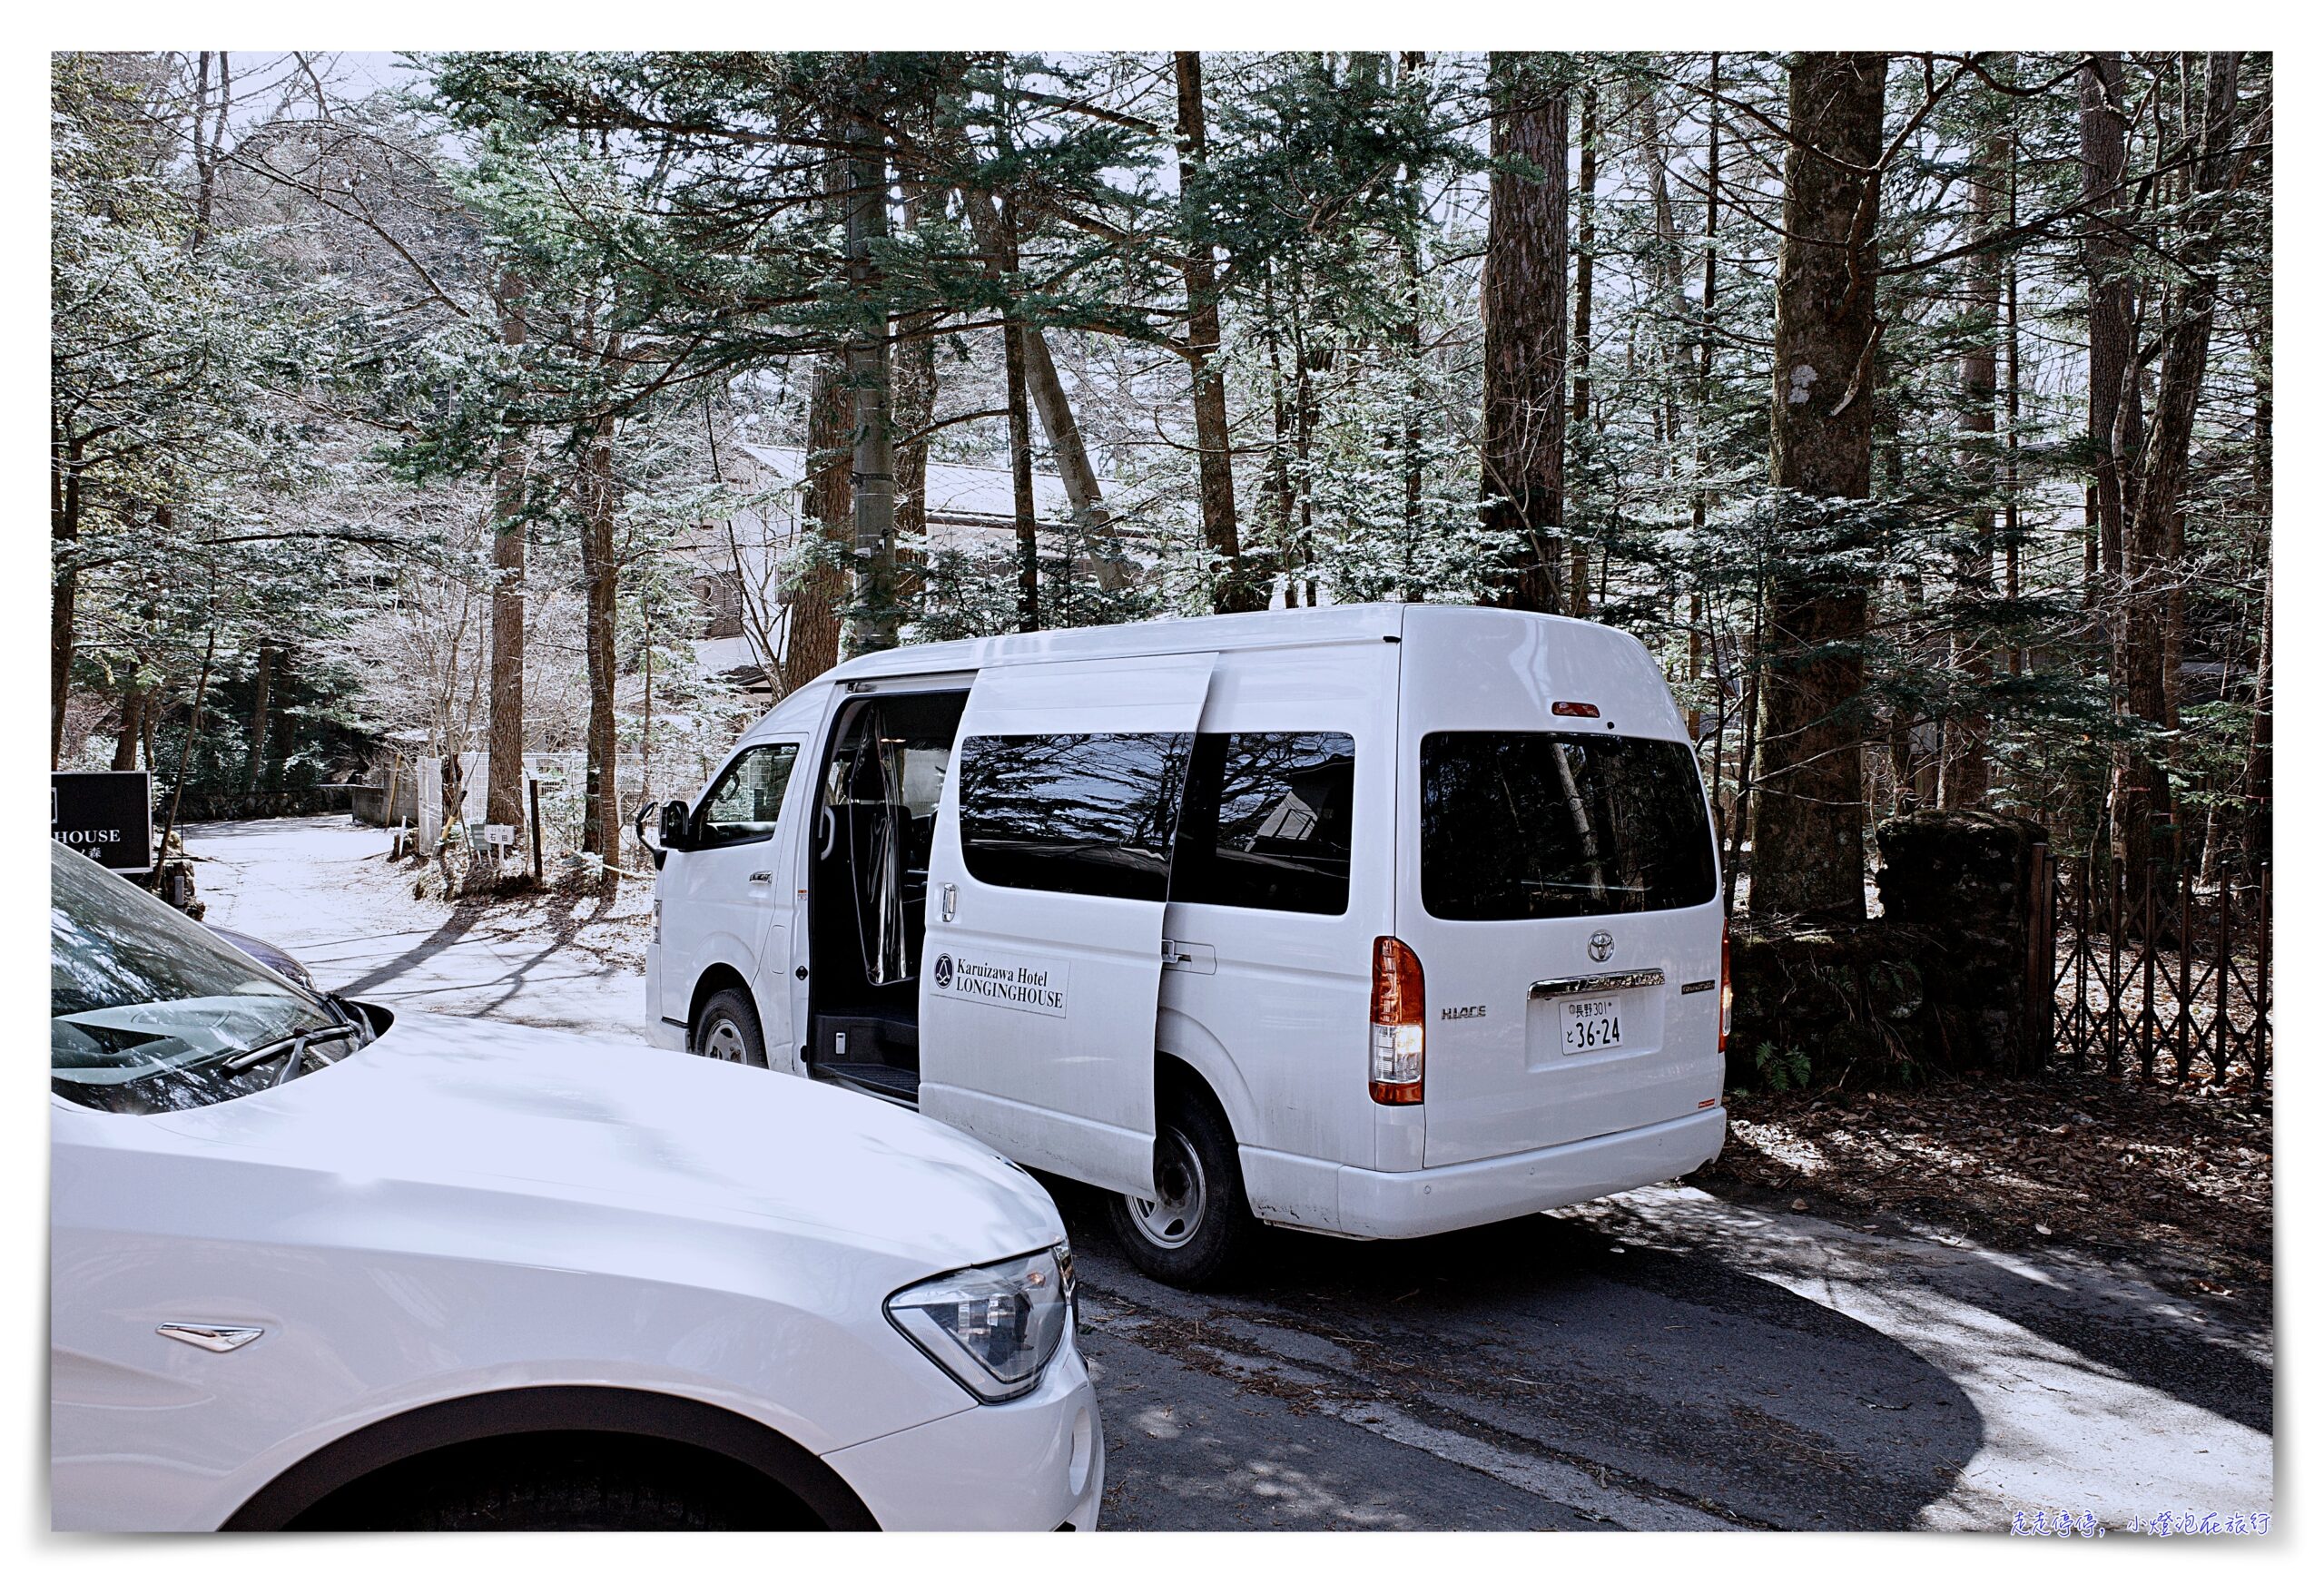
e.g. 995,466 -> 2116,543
1107,1092 -> 1255,1290
693,989 -> 767,1068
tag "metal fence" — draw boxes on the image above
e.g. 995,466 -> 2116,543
2044,851 -> 2271,1090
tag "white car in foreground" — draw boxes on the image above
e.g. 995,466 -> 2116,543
48,843 -> 1101,1531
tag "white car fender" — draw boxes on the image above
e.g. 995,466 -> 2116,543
51,1015 -> 1066,1531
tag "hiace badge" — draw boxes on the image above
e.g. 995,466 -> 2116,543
930,950 -> 1070,1018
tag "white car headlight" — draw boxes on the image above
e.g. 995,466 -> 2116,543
885,1243 -> 1074,1403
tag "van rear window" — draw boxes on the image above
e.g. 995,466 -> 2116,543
1420,733 -> 1716,920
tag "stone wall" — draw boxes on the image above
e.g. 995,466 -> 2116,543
1729,810 -> 2049,1090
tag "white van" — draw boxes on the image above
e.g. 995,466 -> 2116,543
643,604 -> 1728,1287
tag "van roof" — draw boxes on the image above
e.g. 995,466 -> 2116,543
819,601 -> 1626,683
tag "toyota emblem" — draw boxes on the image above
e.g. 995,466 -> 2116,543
1588,929 -> 1615,963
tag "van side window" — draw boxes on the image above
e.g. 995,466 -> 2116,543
695,742 -> 801,848
1172,733 -> 1355,916
957,733 -> 1191,903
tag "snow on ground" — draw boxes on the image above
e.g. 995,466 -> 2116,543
185,815 -> 652,1044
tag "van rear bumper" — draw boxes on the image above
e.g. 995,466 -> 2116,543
1333,1107 -> 1727,1240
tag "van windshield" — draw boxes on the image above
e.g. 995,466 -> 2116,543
1420,733 -> 1717,920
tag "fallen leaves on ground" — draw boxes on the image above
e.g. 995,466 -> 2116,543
1689,1075 -> 2272,1313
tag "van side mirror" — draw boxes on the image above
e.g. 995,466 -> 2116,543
658,800 -> 694,854
635,801 -> 675,871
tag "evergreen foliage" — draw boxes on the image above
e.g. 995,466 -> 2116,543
50,51 -> 2273,903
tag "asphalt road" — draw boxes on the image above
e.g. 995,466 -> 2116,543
186,816 -> 2277,1533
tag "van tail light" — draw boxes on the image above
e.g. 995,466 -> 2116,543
1718,921 -> 1733,1055
1370,936 -> 1425,1105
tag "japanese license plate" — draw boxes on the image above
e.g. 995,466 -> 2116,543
1560,996 -> 1624,1054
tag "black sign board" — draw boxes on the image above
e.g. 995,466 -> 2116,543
53,772 -> 154,871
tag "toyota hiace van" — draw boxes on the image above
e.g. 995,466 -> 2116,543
643,604 -> 1728,1287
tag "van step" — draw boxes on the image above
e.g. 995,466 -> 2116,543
818,1062 -> 922,1105
812,1009 -> 919,1069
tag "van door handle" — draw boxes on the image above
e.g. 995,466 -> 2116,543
748,870 -> 772,885
940,883 -> 957,923
1161,939 -> 1216,975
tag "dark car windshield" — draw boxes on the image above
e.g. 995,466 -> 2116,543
51,843 -> 361,1113
1420,732 -> 1718,920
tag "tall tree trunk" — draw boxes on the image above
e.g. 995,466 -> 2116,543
892,323 -> 935,606
1639,84 -> 1688,489
1364,54 -> 1424,598
2243,556 -> 2271,873
2081,54 -> 2140,695
1006,324 -> 1040,630
1393,54 -> 1429,603
954,183 -> 1131,590
190,52 -> 230,247
1001,194 -> 1041,632
1174,52 -> 1261,613
113,683 -> 145,771
842,98 -> 899,658
1690,54 -> 1722,745
242,644 -> 275,793
1259,264 -> 1300,599
2004,143 -> 2024,679
487,270 -> 530,833
1568,80 -> 1597,618
266,655 -> 293,793
1479,53 -> 1569,614
782,356 -> 852,694
1941,106 -> 2006,809
49,562 -> 76,772
50,433 -> 83,769
2242,339 -> 2271,870
577,329 -> 625,878
1291,273 -> 1321,605
2119,51 -> 2241,891
1725,576 -> 1765,910
1748,50 -> 1888,927
156,630 -> 216,873
893,127 -> 938,610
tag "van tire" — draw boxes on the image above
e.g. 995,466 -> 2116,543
693,989 -> 768,1068
1107,1091 -> 1256,1290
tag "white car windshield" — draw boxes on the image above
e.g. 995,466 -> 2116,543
51,843 -> 365,1114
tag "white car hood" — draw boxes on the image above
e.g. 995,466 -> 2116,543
143,1010 -> 1063,1271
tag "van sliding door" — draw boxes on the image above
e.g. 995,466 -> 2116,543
919,653 -> 1216,1197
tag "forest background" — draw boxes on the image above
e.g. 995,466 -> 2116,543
47,47 -> 2272,936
